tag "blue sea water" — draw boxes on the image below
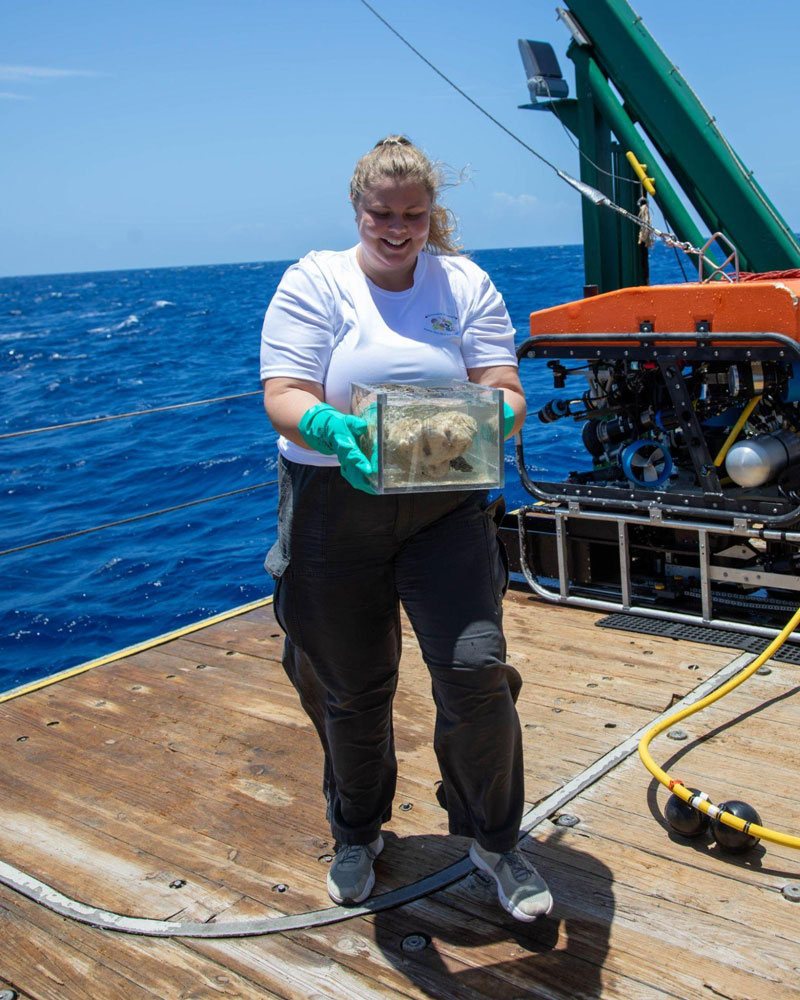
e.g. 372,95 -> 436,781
0,245 -> 687,691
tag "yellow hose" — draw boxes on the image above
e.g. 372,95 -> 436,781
713,395 -> 761,467
638,605 -> 800,849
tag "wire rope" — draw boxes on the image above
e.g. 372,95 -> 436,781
671,242 -> 690,282
357,0 -> 565,176
539,74 -> 640,188
0,479 -> 278,557
0,390 -> 262,441
356,0 -> 704,261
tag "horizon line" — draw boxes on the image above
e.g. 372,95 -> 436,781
0,242 -> 590,282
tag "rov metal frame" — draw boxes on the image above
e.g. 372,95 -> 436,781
513,329 -> 800,641
698,232 -> 740,284
516,329 -> 800,527
515,502 -> 800,642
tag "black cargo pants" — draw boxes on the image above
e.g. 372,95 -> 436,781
266,455 -> 524,851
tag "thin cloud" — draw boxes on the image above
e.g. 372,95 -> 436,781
0,91 -> 33,100
0,65 -> 103,81
491,192 -> 540,214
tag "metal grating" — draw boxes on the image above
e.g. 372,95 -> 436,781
597,613 -> 800,665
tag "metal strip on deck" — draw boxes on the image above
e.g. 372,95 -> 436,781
597,612 -> 800,664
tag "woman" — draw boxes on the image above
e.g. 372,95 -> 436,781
260,136 -> 552,922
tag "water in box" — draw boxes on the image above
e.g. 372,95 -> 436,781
350,379 -> 504,494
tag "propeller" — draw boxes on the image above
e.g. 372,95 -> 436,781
621,439 -> 673,488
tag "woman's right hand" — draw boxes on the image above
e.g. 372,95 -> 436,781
263,379 -> 376,494
298,403 -> 376,494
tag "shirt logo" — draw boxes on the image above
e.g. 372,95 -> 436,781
424,313 -> 460,337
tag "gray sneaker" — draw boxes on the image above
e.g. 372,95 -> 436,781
470,840 -> 553,921
327,835 -> 384,905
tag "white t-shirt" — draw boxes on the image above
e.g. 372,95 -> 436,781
260,246 -> 517,465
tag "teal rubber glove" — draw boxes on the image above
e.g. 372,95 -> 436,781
298,402 -> 376,494
503,401 -> 516,439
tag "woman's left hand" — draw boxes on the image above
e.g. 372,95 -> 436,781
468,365 -> 527,439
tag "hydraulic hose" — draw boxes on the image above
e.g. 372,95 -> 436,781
638,605 -> 800,849
712,394 -> 761,468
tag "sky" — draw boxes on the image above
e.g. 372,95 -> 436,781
2,0 -> 799,277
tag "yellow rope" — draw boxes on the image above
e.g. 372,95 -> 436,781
0,595 -> 275,704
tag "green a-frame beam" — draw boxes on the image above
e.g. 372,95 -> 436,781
523,0 -> 800,291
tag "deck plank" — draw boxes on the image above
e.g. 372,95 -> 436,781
0,891 -> 284,1000
1,592 -> 798,999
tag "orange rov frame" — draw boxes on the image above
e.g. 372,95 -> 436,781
504,278 -> 800,636
515,278 -> 800,527
528,278 -> 800,344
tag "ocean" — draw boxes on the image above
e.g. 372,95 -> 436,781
0,245 -> 687,691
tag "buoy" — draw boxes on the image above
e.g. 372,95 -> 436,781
711,800 -> 762,853
665,788 -> 709,837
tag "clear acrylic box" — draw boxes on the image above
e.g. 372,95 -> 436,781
350,379 -> 505,494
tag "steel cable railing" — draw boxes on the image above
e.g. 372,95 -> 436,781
0,480 -> 278,557
1,388 -> 272,557
0,390 -> 262,440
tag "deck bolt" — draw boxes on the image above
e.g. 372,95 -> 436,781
781,884 -> 800,902
401,934 -> 429,952
756,666 -> 772,676
668,729 -> 688,741
554,814 -> 580,827
16,736 -> 28,742
272,883 -> 288,893
169,879 -> 186,889
399,802 -> 413,811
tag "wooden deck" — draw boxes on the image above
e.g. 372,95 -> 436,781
1,589 -> 799,999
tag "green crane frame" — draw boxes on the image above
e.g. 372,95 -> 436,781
524,0 -> 800,291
